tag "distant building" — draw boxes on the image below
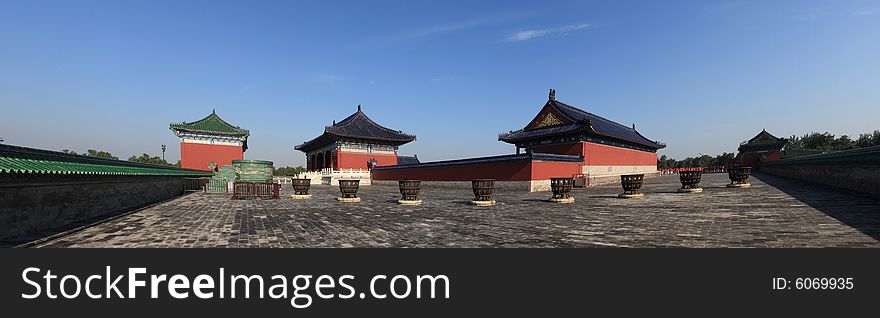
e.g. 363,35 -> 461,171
738,129 -> 787,167
295,105 -> 416,171
499,89 -> 665,177
170,110 -> 249,171
371,90 -> 665,191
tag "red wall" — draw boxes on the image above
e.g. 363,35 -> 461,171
530,142 -> 657,167
582,143 -> 657,166
336,151 -> 398,170
741,151 -> 783,167
530,161 -> 584,179
371,141 -> 654,181
180,143 -> 243,171
371,160 -> 583,181
372,160 -> 533,181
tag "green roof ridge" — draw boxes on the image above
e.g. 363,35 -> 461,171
170,111 -> 249,136
741,130 -> 787,146
0,156 -> 211,176
0,144 -> 211,177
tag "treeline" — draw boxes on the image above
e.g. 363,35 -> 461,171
62,149 -> 118,160
658,130 -> 880,168
273,166 -> 306,176
788,130 -> 880,152
61,149 -> 179,166
658,153 -> 735,169
127,153 -> 179,166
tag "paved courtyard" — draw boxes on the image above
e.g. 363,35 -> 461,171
37,173 -> 880,248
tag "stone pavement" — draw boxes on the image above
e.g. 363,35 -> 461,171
37,173 -> 880,248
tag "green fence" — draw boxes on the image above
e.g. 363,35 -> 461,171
205,179 -> 229,193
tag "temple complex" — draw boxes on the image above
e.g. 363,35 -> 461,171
371,90 -> 665,191
737,129 -> 787,167
170,110 -> 249,171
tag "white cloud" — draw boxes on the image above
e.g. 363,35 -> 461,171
399,19 -> 493,41
507,23 -> 590,42
389,11 -> 535,41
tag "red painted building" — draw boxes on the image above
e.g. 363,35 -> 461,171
295,105 -> 416,171
372,90 -> 666,190
170,110 -> 249,171
737,129 -> 787,168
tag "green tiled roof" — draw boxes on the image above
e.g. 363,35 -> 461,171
170,110 -> 249,137
0,157 -> 210,176
0,144 -> 211,177
738,129 -> 787,154
741,129 -> 786,146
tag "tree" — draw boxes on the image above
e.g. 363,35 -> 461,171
657,152 -> 736,169
273,166 -> 306,176
85,149 -> 118,160
831,135 -> 856,151
714,152 -> 736,166
128,153 -> 172,165
61,149 -> 78,155
856,130 -> 880,148
799,132 -> 835,151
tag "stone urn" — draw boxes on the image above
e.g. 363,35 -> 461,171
678,170 -> 703,193
398,180 -> 422,205
727,165 -> 752,188
471,179 -> 496,206
337,179 -> 361,202
549,177 -> 575,203
291,178 -> 312,199
619,174 -> 645,198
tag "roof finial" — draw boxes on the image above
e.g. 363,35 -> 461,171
332,120 -> 336,125
212,108 -> 216,114
549,89 -> 556,101
632,123 -> 636,130
357,104 -> 362,112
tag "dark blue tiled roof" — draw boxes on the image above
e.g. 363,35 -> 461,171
499,123 -> 585,140
296,106 -> 416,152
499,95 -> 664,150
397,155 -> 421,165
373,152 -> 583,170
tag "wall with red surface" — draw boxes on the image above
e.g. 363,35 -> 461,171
530,161 -> 584,179
180,143 -> 243,171
765,152 -> 784,161
529,141 -> 657,167
741,151 -> 784,168
336,151 -> 398,170
371,160 -> 535,181
582,143 -> 657,166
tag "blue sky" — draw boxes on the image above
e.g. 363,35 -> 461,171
1,0 -> 878,167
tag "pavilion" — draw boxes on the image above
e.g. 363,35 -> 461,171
170,110 -> 250,171
371,90 -> 665,191
295,105 -> 416,171
738,129 -> 788,167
